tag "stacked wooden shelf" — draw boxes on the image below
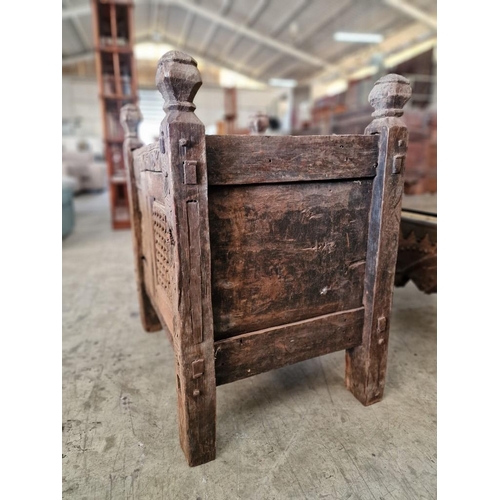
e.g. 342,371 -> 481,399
91,0 -> 137,229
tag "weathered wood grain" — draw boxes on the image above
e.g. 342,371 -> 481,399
154,51 -> 216,467
206,134 -> 378,185
133,142 -> 162,177
151,199 -> 176,325
120,104 -> 162,332
345,74 -> 412,406
122,50 -> 413,467
139,170 -> 164,200
187,201 -> 204,344
209,180 -> 372,339
137,188 -> 156,303
214,307 -> 364,385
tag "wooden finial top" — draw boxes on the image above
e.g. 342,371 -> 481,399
156,50 -> 202,112
120,103 -> 143,138
368,74 -> 411,119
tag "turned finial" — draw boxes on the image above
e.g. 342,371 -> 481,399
368,74 -> 411,119
156,50 -> 202,113
249,112 -> 269,135
120,103 -> 143,139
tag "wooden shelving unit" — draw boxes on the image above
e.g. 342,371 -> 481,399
91,0 -> 138,229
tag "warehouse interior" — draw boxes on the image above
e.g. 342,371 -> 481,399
61,0 -> 443,498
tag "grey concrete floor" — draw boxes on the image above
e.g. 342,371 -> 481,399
62,191 -> 437,500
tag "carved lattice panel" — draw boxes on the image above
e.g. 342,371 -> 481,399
152,201 -> 174,294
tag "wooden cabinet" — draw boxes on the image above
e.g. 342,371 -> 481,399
92,0 -> 137,229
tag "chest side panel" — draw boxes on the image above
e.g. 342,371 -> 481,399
209,179 -> 372,339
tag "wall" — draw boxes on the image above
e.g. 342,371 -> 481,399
62,77 -> 103,155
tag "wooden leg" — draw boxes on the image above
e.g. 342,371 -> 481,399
153,52 -> 217,466
138,285 -> 162,332
119,109 -> 162,334
174,350 -> 216,466
344,74 -> 411,405
345,314 -> 391,406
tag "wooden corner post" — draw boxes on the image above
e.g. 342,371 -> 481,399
156,51 -> 216,466
345,74 -> 412,406
121,104 -> 162,332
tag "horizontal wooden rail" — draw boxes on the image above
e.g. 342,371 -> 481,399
206,135 -> 379,185
214,307 -> 364,385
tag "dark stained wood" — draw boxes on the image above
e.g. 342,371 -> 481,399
209,180 -> 372,339
395,209 -> 437,294
215,307 -> 364,385
137,181 -> 158,306
345,74 -> 412,406
154,52 -> 216,467
187,201 -> 204,343
120,104 -> 162,332
124,52 -> 216,467
206,134 -> 378,185
122,50 -> 412,467
150,199 -> 176,330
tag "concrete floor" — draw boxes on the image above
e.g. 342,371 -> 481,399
62,191 -> 437,500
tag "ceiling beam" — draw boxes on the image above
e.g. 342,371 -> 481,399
286,0 -> 352,47
274,13 -> 408,81
151,31 -> 270,84
269,0 -> 309,38
241,0 -> 268,26
305,22 -> 436,84
168,0 -> 335,71
383,0 -> 437,29
250,0 -> 352,78
149,0 -> 161,37
62,4 -> 92,20
199,0 -> 233,55
63,0 -> 91,49
66,0 -> 431,84
233,0 -> 308,72
63,0 -> 334,72
63,28 -> 268,86
178,10 -> 195,49
219,0 -> 269,58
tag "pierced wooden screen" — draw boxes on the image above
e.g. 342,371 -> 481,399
152,201 -> 174,292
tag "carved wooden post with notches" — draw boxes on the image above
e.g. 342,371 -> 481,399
345,74 -> 412,405
121,103 -> 163,333
155,51 -> 216,466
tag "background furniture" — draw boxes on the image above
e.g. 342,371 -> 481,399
62,151 -> 107,193
91,0 -> 138,229
395,208 -> 437,293
121,51 -> 411,467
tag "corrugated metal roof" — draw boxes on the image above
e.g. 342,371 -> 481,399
62,0 -> 436,83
